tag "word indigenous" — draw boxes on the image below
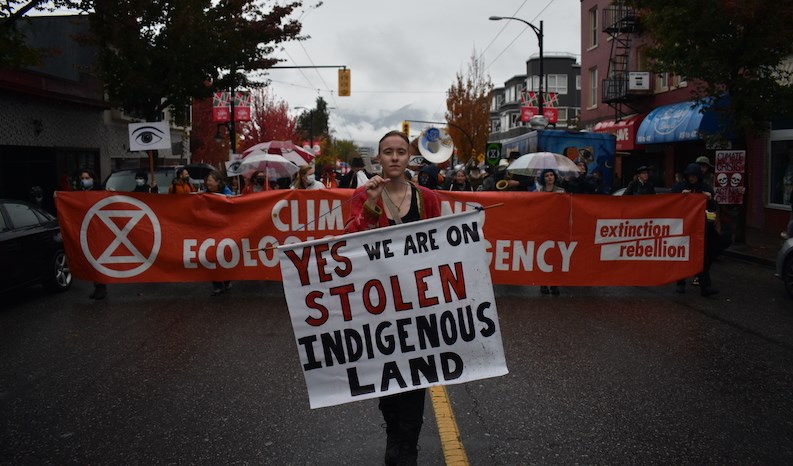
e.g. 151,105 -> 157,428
279,213 -> 508,408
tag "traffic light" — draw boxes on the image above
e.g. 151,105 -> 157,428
338,69 -> 351,97
401,121 -> 410,136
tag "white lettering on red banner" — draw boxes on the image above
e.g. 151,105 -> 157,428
54,190 -> 706,286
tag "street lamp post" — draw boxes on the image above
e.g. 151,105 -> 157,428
489,16 -> 544,116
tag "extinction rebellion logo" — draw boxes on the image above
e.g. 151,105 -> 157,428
80,195 -> 162,278
595,218 -> 689,261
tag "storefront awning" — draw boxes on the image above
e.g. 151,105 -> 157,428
636,99 -> 726,144
592,113 -> 646,151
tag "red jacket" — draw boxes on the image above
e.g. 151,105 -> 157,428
345,184 -> 441,233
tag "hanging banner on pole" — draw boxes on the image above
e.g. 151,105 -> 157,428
234,91 -> 251,122
213,91 -> 230,122
278,210 -> 508,408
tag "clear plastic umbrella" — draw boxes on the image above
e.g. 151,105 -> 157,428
238,153 -> 299,180
506,152 -> 581,177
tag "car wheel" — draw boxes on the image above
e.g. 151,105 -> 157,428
43,249 -> 72,292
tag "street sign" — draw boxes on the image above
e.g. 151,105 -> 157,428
485,143 -> 502,166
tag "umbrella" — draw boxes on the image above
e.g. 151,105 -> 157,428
182,163 -> 216,180
506,152 -> 581,177
243,141 -> 315,166
238,153 -> 299,182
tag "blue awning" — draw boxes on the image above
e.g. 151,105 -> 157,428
636,99 -> 726,144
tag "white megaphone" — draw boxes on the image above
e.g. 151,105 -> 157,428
417,127 -> 454,163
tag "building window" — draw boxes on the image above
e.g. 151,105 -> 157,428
491,119 -> 501,133
528,75 -> 538,92
636,46 -> 648,72
671,74 -> 688,89
769,131 -> 793,207
588,67 -> 598,108
510,113 -> 521,128
588,7 -> 598,49
545,74 -> 568,95
656,72 -> 669,92
576,75 -> 581,90
557,108 -> 568,123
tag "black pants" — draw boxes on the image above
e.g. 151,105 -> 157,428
379,388 -> 426,425
379,388 -> 426,462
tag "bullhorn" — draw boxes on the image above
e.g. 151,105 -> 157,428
417,127 -> 454,163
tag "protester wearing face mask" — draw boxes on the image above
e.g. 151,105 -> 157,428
132,172 -> 158,193
78,169 -> 109,300
168,168 -> 196,194
242,170 -> 268,194
291,165 -> 325,190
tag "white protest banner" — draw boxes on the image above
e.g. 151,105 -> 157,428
278,210 -> 508,409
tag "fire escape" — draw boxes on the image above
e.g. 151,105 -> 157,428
601,3 -> 646,120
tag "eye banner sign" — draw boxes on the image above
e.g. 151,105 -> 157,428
128,121 -> 172,151
278,210 -> 508,408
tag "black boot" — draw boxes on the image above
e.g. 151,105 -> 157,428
698,273 -> 718,297
396,420 -> 422,466
89,283 -> 107,300
383,411 -> 401,466
675,279 -> 685,294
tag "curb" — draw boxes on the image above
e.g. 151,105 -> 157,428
722,249 -> 775,268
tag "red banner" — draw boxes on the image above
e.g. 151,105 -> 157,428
233,91 -> 251,122
212,91 -> 230,123
54,190 -> 705,286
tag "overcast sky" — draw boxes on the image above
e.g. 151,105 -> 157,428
264,0 -> 581,148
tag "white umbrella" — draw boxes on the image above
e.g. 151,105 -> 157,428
243,140 -> 315,166
506,152 -> 581,177
238,153 -> 299,181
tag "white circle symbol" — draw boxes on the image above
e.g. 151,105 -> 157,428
79,195 -> 162,278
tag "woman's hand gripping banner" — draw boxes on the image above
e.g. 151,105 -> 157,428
278,210 -> 509,409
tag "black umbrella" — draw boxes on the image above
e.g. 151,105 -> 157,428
182,163 -> 216,181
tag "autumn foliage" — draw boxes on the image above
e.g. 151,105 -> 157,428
446,50 -> 494,164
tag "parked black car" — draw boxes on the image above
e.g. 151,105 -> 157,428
0,199 -> 72,293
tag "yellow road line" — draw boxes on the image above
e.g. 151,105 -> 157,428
429,385 -> 469,465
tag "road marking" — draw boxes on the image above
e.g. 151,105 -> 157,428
430,385 -> 469,465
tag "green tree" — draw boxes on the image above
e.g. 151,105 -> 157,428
445,49 -> 493,163
75,0 -> 306,122
332,139 -> 358,164
297,96 -> 330,146
627,0 -> 793,136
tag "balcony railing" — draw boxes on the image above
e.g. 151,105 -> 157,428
602,4 -> 639,34
602,74 -> 653,103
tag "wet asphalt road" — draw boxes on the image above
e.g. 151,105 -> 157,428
1,255 -> 792,465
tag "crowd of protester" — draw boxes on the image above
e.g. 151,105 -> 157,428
66,149 -> 739,301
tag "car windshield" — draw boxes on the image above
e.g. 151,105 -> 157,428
105,169 -> 177,194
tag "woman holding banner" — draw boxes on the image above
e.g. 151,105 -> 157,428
345,130 -> 441,466
204,171 -> 233,295
536,169 -> 565,296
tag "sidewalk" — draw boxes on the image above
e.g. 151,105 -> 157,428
722,227 -> 783,267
